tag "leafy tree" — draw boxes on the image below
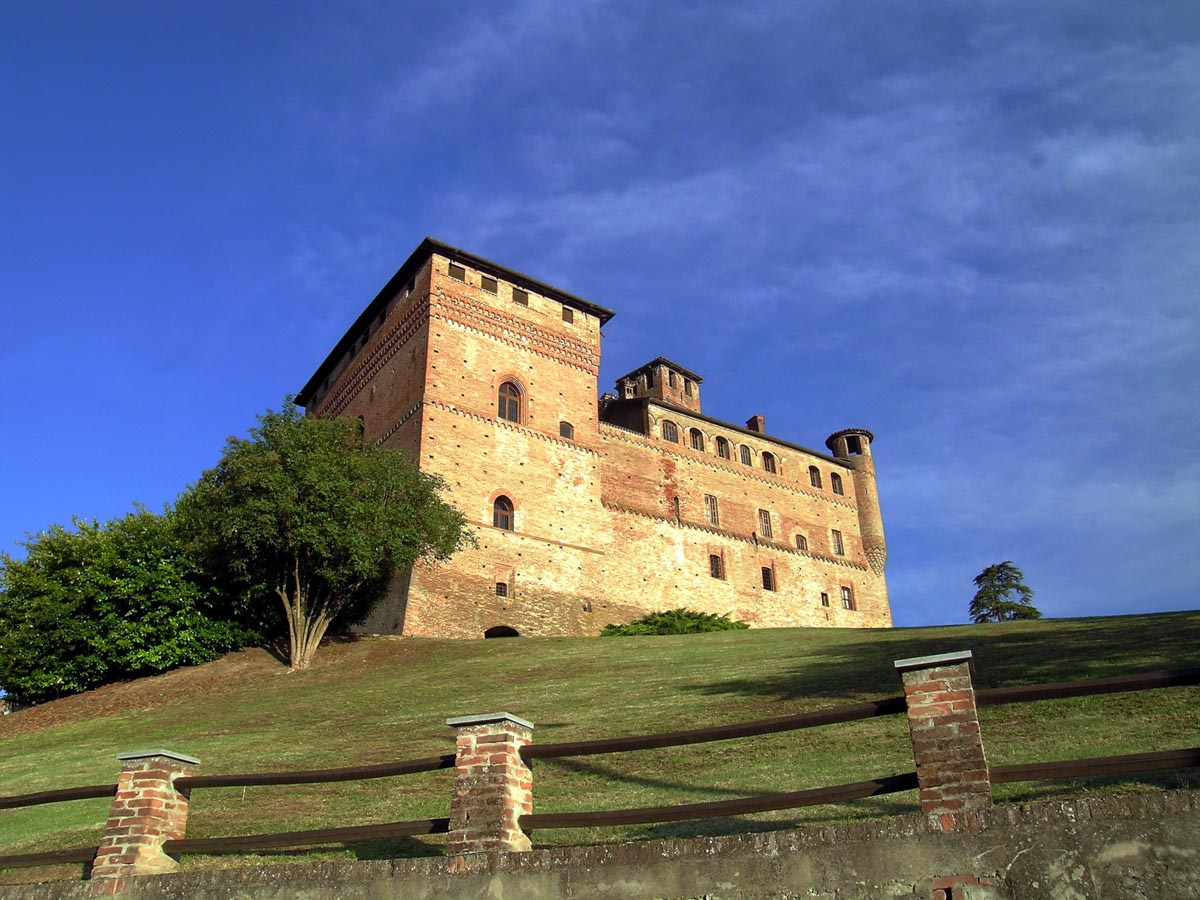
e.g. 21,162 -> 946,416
179,402 -> 470,670
602,608 -> 750,636
0,509 -> 252,705
969,561 -> 1041,623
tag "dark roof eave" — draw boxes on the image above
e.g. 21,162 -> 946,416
615,356 -> 704,385
295,237 -> 615,406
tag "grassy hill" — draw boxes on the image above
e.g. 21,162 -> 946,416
2,611 -> 1198,883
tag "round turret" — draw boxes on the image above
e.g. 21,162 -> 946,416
826,428 -> 887,577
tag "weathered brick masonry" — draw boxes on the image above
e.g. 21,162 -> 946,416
296,238 -> 893,637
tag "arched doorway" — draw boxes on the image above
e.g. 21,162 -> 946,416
484,625 -> 520,638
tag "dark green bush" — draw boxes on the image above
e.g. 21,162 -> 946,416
0,508 -> 258,705
601,607 -> 750,636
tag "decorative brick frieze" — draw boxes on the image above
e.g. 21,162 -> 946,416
446,713 -> 535,855
895,652 -> 991,832
90,750 -> 199,881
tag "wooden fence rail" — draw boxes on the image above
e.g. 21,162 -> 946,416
2,656 -> 1197,880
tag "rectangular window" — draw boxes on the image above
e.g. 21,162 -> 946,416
481,274 -> 498,294
406,276 -> 416,295
761,566 -> 775,591
841,586 -> 854,610
704,494 -> 720,526
709,554 -> 724,579
562,306 -> 574,323
757,509 -> 773,539
496,582 -> 508,597
448,262 -> 466,282
512,287 -> 529,306
832,530 -> 845,556
820,592 -> 830,607
668,371 -> 677,388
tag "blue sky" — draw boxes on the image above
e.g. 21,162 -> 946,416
2,2 -> 1197,628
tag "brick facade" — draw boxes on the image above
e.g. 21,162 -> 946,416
297,238 -> 892,638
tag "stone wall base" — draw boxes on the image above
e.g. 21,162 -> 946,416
5,790 -> 1199,899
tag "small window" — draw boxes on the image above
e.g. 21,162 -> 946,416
716,437 -> 731,460
645,369 -> 654,389
820,592 -> 830,607
762,452 -> 777,474
846,434 -> 863,455
662,420 -> 679,443
406,276 -> 416,295
831,473 -> 844,495
841,586 -> 855,610
757,509 -> 773,539
809,466 -> 823,489
668,371 -> 677,388
448,262 -> 466,282
562,306 -> 574,323
761,567 -> 775,591
498,381 -> 522,423
481,274 -> 498,294
493,496 -> 514,531
512,287 -> 529,306
739,445 -> 752,466
704,494 -> 720,526
685,379 -> 694,396
689,428 -> 704,451
832,530 -> 845,556
709,554 -> 724,579
673,496 -> 681,520
495,582 -> 508,597
559,421 -> 574,439
795,534 -> 808,551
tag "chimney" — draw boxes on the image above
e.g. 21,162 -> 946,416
746,415 -> 766,433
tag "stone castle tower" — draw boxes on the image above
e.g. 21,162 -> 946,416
296,238 -> 891,637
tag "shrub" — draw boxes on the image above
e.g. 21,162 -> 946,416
0,508 -> 256,705
601,608 -> 750,636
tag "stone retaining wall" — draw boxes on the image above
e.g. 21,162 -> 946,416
8,790 -> 1199,900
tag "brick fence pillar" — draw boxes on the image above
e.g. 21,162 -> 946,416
90,750 -> 199,881
894,651 -> 991,832
446,712 -> 534,855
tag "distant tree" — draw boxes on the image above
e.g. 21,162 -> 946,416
179,402 -> 470,670
602,608 -> 750,636
969,561 -> 1041,623
0,509 -> 253,705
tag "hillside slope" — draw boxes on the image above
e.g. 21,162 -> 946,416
2,611 -> 1198,880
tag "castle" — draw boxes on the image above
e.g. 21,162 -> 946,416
295,238 -> 892,637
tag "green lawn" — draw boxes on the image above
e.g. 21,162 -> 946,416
2,611 -> 1198,883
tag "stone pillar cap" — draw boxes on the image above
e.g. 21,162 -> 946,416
446,712 -> 534,730
893,650 -> 974,673
116,749 -> 201,766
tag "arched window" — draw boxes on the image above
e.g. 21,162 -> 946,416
493,496 -> 514,530
739,445 -> 752,466
716,437 -> 731,460
559,421 -> 574,439
830,472 -> 844,495
795,534 -> 809,551
497,381 -> 521,423
689,428 -> 704,451
762,452 -> 777,474
809,466 -> 823,489
662,420 -> 679,443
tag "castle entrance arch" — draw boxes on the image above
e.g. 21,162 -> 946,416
484,626 -> 520,638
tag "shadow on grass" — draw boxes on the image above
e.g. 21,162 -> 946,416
536,755 -> 755,799
688,612 -> 1200,702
